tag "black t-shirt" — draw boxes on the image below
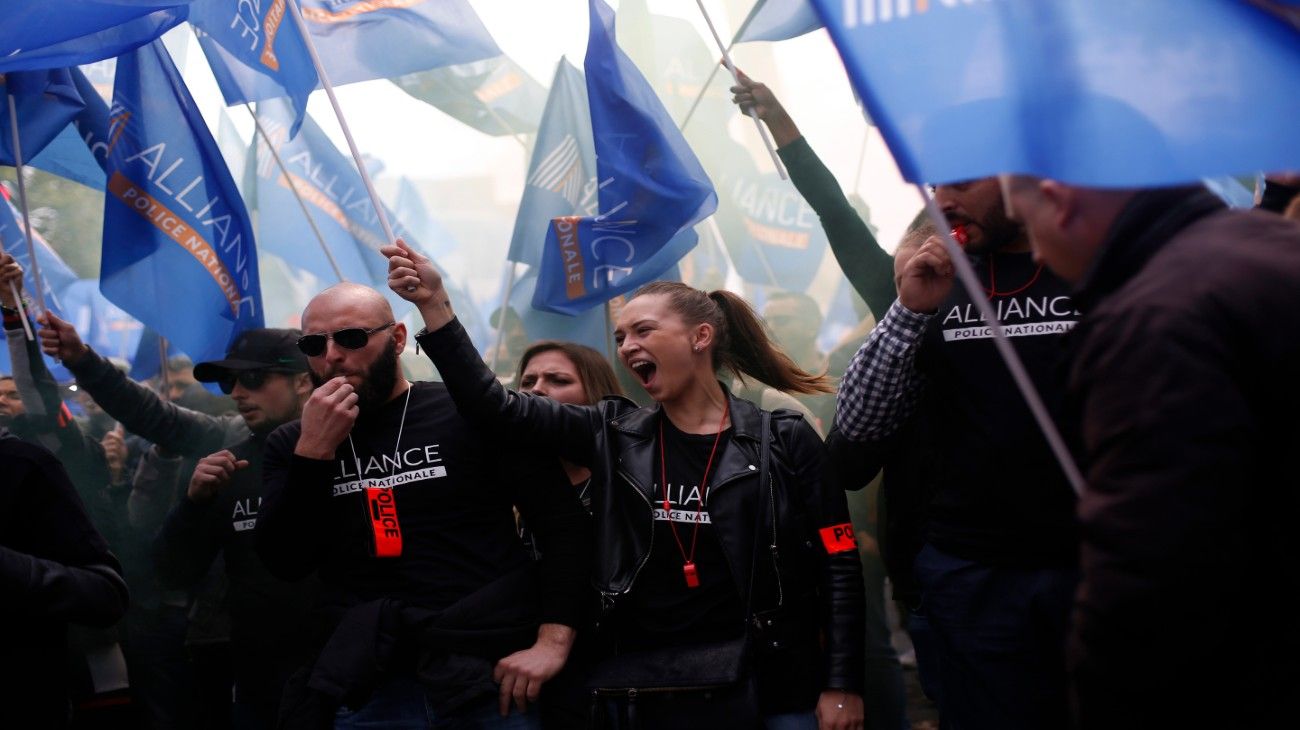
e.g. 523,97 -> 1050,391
620,417 -> 744,650
916,251 -> 1079,566
257,382 -> 587,629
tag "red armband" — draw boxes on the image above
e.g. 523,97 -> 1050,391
818,523 -> 858,554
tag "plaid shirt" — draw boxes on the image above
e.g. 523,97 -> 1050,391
834,299 -> 934,442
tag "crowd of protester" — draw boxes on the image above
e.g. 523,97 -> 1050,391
3,75 -> 1299,730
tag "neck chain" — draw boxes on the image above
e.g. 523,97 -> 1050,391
658,401 -> 730,589
347,385 -> 412,485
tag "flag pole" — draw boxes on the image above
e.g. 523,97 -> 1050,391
603,299 -> 615,363
6,96 -> 50,319
158,335 -> 171,397
680,0 -> 761,131
704,214 -> 778,288
0,238 -> 34,341
852,124 -> 870,197
489,261 -> 519,374
245,104 -> 347,283
284,0 -> 402,264
693,0 -> 787,180
915,184 -> 1085,497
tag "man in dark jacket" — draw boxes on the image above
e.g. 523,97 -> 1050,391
0,427 -> 129,727
1003,177 -> 1300,728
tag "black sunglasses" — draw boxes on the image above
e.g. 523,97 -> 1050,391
218,369 -> 271,395
296,322 -> 396,357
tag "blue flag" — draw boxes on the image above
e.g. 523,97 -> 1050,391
392,178 -> 457,260
736,0 -> 822,43
811,0 -> 1300,186
61,278 -> 147,363
101,40 -> 262,366
714,169 -> 828,291
189,0 -> 317,137
0,193 -> 80,313
0,69 -> 86,166
298,0 -> 498,86
533,0 -> 717,316
509,267 -> 608,354
27,67 -> 113,190
507,59 -> 596,265
393,54 -> 547,137
0,1 -> 193,72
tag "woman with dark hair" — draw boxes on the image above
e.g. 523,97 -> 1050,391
517,341 -> 623,509
385,241 -> 865,730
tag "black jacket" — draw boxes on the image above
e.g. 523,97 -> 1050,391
1065,186 -> 1300,728
416,319 -> 866,697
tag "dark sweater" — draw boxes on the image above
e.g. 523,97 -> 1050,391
256,381 -> 590,649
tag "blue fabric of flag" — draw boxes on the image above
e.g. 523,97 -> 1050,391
392,177 -> 457,260
507,59 -> 596,265
101,40 -> 262,366
810,0 -> 1300,186
26,68 -> 111,189
508,267 -> 608,355
714,169 -> 828,291
189,0 -> 317,137
533,0 -> 717,316
298,0 -> 498,87
393,54 -> 547,137
61,279 -> 146,363
0,69 -> 86,167
0,195 -> 80,314
0,1 -> 193,72
736,0 -> 822,43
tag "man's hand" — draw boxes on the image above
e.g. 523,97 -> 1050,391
815,690 -> 864,730
897,236 -> 955,314
380,239 -> 455,332
187,450 -> 249,502
0,253 -> 23,309
293,377 -> 358,460
729,68 -> 801,147
492,623 -> 574,716
37,310 -> 90,365
102,428 -> 128,484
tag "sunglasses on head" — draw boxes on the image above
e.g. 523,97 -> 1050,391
218,369 -> 272,395
296,322 -> 396,357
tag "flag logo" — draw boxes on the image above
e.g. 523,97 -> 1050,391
528,134 -> 584,207
842,0 -> 990,28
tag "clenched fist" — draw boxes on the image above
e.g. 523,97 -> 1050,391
37,310 -> 90,365
380,239 -> 455,332
188,450 -> 250,502
294,377 -> 359,460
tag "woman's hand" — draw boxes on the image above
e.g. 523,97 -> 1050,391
815,690 -> 864,730
380,239 -> 456,332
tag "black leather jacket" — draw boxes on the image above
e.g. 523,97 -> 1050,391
416,319 -> 865,695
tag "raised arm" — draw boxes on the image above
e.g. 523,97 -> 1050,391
38,310 -> 242,456
732,71 -> 896,319
383,240 -> 604,467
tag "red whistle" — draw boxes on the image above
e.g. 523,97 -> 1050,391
951,226 -> 969,247
682,562 -> 700,588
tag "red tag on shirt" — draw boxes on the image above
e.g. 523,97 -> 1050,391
365,487 -> 403,558
819,523 -> 858,554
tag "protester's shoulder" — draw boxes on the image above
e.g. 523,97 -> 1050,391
264,419 -> 304,456
0,434 -> 59,475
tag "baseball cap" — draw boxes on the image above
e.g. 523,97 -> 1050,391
193,328 -> 308,382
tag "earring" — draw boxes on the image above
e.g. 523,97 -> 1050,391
693,344 -> 701,352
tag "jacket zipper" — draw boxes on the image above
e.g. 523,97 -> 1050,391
768,471 -> 783,607
607,467 -> 656,599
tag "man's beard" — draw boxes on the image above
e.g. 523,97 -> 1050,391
951,204 -> 1023,254
310,337 -> 400,414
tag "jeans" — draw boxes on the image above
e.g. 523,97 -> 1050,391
913,543 -> 1076,730
334,676 -> 540,730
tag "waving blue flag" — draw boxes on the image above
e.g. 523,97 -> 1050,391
0,1 -> 193,72
715,169 -> 828,291
736,0 -> 822,43
810,0 -> 1300,186
392,178 -> 457,260
298,0 -> 498,86
0,69 -> 86,166
0,193 -> 80,313
101,40 -> 262,366
507,59 -> 596,266
393,54 -> 547,137
26,67 -> 113,189
189,0 -> 317,137
533,0 -> 716,316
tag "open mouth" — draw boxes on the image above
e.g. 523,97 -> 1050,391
628,358 -> 658,388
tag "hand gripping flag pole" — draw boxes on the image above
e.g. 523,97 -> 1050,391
245,104 -> 347,284
915,184 -> 1085,498
693,0 -> 787,180
284,0 -> 405,283
680,0 -> 764,132
5,97 -> 43,339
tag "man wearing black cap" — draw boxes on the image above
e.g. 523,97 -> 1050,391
39,316 -> 317,726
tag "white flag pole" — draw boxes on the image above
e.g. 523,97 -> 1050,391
6,97 -> 49,328
285,0 -> 400,257
245,104 -> 347,283
915,184 -> 1085,497
0,237 -> 34,340
693,0 -> 787,180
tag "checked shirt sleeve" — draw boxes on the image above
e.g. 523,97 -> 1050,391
835,299 -> 933,442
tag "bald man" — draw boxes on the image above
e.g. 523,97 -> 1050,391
254,283 -> 591,728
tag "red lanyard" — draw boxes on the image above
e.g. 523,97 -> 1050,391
985,254 -> 1045,298
658,402 -> 730,589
